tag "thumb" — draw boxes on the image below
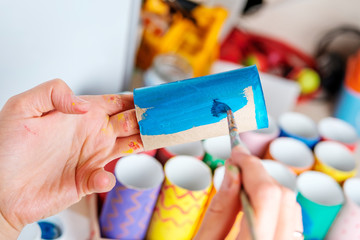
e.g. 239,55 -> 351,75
87,168 -> 116,194
195,162 -> 241,240
6,79 -> 90,117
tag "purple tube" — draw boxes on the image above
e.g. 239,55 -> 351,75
99,154 -> 164,239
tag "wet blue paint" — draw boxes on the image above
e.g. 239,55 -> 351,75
134,65 -> 268,136
211,99 -> 230,117
38,221 -> 62,239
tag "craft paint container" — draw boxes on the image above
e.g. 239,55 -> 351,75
264,137 -> 314,175
212,166 -> 243,240
296,171 -> 344,239
38,216 -> 65,240
156,141 -> 204,165
278,112 -> 320,148
143,53 -> 193,87
239,116 -> 280,158
100,154 -> 164,239
318,117 -> 358,152
202,135 -> 231,171
99,150 -> 157,202
326,178 -> 360,240
146,156 -> 212,240
18,223 -> 41,240
334,86 -> 360,136
261,160 -> 297,191
314,141 -> 357,183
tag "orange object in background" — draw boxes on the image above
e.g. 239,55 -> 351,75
136,1 -> 228,77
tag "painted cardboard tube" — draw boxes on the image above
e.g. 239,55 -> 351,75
134,66 -> 268,150
296,171 -> 344,239
325,178 -> 360,240
100,154 -> 164,239
264,137 -> 314,175
278,112 -> 320,148
318,117 -> 358,152
239,116 -> 280,158
156,141 -> 204,165
202,135 -> 231,171
99,150 -> 157,202
261,160 -> 297,191
313,141 -> 357,183
146,156 -> 212,240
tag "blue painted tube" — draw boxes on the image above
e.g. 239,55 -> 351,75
134,65 -> 268,137
334,87 -> 360,136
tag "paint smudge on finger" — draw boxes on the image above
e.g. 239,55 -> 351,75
129,141 -> 141,151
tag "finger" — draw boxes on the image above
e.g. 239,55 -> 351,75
85,93 -> 135,116
230,146 -> 282,240
195,161 -> 241,240
274,187 -> 297,240
294,203 -> 303,234
108,134 -> 144,159
6,79 -> 90,117
109,109 -> 139,137
87,168 -> 116,194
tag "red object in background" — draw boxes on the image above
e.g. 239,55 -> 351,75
98,149 -> 158,204
220,28 -> 319,102
156,148 -> 204,166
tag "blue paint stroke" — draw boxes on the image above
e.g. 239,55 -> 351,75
134,65 -> 268,136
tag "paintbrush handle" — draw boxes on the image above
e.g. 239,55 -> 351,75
226,109 -> 257,240
240,189 -> 257,240
226,110 -> 243,149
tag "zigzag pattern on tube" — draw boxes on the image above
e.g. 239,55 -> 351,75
102,186 -> 158,238
147,180 -> 210,240
102,185 -> 126,234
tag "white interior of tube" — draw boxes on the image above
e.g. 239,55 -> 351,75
213,165 -> 225,191
261,160 -> 297,191
318,117 -> 358,144
297,171 -> 344,206
203,135 -> 231,160
165,155 -> 212,191
344,178 -> 360,206
115,154 -> 164,190
254,116 -> 280,135
315,141 -> 356,172
270,137 -> 314,168
18,223 -> 41,240
279,112 -> 319,138
166,141 -> 204,157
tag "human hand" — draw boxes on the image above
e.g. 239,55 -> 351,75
195,146 -> 303,240
0,79 -> 143,238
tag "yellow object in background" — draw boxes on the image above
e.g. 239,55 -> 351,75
137,2 -> 228,77
146,178 -> 211,240
314,156 -> 356,183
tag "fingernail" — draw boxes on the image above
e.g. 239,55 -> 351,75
221,164 -> 239,190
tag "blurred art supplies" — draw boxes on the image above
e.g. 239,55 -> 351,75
137,1 -> 228,77
335,50 -> 360,135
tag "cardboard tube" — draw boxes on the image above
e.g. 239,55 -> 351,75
314,141 -> 357,183
100,154 -> 164,239
146,156 -> 212,240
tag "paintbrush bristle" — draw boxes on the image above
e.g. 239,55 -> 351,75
211,99 -> 230,117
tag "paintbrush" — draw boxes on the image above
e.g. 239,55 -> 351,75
211,99 -> 257,240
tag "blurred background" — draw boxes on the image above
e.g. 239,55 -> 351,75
2,0 -> 360,239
